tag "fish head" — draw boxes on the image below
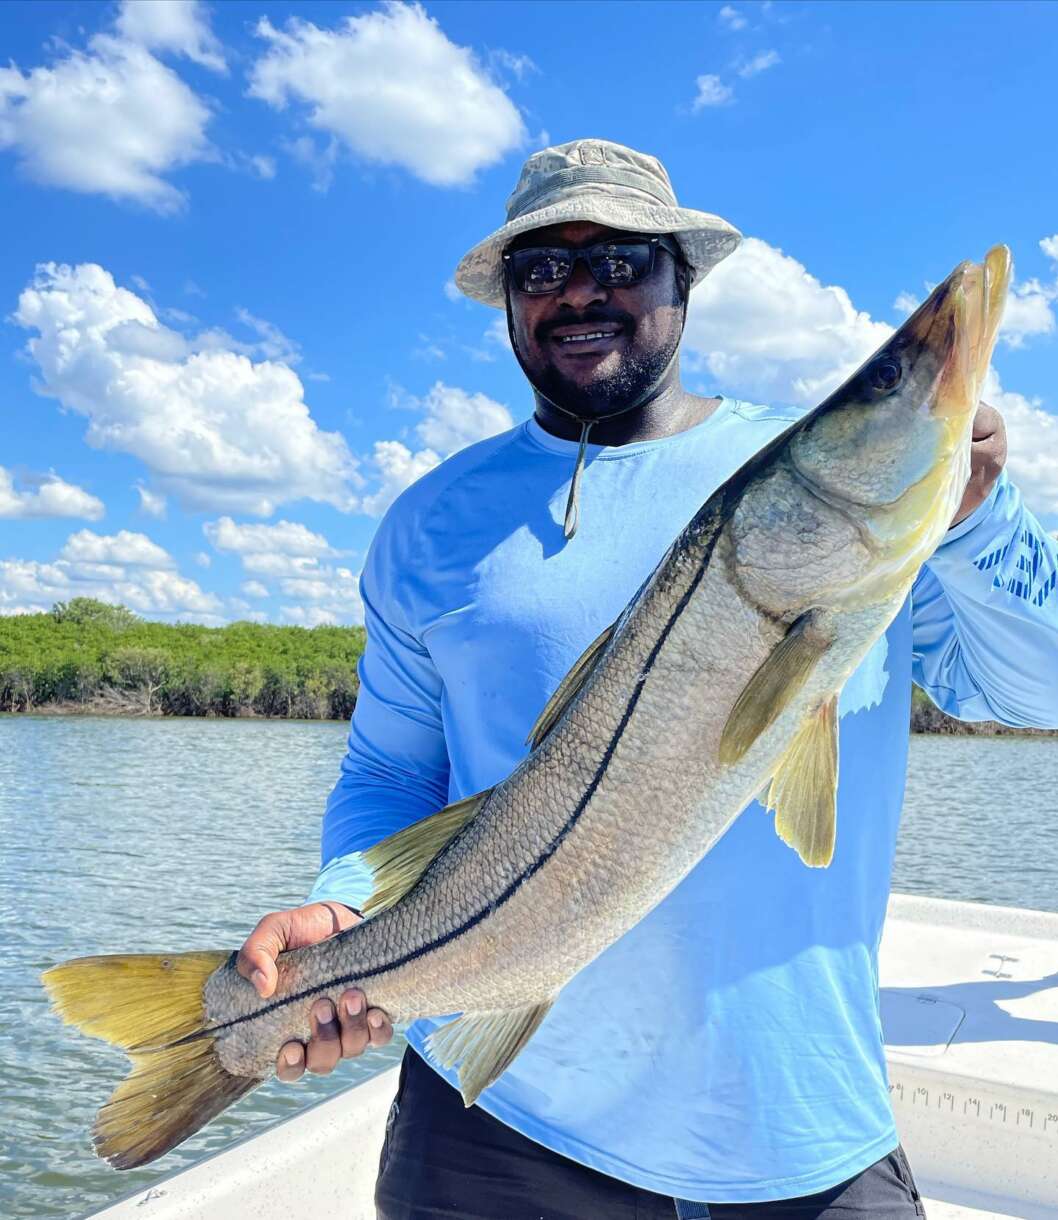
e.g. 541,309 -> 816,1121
785,244 -> 1010,592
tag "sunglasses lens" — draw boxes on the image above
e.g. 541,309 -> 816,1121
589,242 -> 653,286
510,248 -> 572,293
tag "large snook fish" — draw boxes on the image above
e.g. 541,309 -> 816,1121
44,246 -> 1010,1169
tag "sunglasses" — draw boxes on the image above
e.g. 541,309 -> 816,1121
503,234 -> 685,295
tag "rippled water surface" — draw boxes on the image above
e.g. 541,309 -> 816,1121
2,718 -> 1057,1219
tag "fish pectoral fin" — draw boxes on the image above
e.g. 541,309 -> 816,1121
719,609 -> 834,765
526,622 -> 616,750
764,695 -> 839,868
424,1000 -> 554,1107
361,790 -> 491,917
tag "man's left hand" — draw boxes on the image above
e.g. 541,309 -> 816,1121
951,400 -> 1006,527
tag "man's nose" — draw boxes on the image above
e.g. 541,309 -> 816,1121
557,256 -> 607,310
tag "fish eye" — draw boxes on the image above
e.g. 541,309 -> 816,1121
869,358 -> 902,391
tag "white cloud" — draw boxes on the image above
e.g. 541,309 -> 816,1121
61,528 -> 174,569
413,381 -> 513,454
281,604 -> 340,627
893,290 -> 920,316
116,0 -> 227,73
0,468 -> 104,521
0,30 -> 212,212
0,529 -> 219,620
135,482 -> 167,518
718,4 -> 748,30
692,74 -> 734,110
683,235 -> 892,404
488,49 -> 538,81
360,441 -> 441,517
241,579 -> 269,598
984,369 -> 1058,517
234,308 -> 301,363
195,551 -> 211,568
356,380 -> 513,516
248,3 -> 527,188
1041,235 -> 1058,261
738,50 -> 780,77
204,516 -> 337,558
15,263 -> 361,515
999,277 -> 1055,349
443,278 -> 462,302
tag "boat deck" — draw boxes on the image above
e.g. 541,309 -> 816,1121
85,895 -> 1058,1219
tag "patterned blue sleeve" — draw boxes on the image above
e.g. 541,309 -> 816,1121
911,470 -> 1058,727
305,510 -> 451,911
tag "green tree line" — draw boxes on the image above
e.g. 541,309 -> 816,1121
0,599 -> 364,719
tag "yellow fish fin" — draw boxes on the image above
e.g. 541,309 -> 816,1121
42,951 -> 258,1168
764,695 -> 839,868
425,1000 -> 555,1106
362,789 -> 491,917
526,622 -> 616,750
719,610 -> 833,766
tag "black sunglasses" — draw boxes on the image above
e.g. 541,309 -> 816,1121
503,234 -> 685,295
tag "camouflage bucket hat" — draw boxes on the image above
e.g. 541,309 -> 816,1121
455,138 -> 742,310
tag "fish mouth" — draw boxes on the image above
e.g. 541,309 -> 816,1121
904,244 -> 1010,426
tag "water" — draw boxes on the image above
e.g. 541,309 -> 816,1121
2,718 -> 1057,1219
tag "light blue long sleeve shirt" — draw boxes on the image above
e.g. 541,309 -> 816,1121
308,397 -> 1058,1202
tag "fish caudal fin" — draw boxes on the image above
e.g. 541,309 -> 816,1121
425,1000 -> 554,1106
42,950 -> 258,1169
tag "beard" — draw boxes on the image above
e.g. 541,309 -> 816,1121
507,295 -> 686,422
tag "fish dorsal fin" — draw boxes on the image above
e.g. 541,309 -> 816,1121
526,623 -> 616,751
764,695 -> 839,867
361,790 -> 491,917
719,609 -> 833,766
424,1000 -> 555,1106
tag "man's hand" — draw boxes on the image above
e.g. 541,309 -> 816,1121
236,901 -> 393,1083
951,400 -> 1006,527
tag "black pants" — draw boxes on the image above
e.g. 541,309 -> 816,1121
375,1050 -> 926,1219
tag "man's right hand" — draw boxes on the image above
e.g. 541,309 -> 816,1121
236,901 -> 394,1083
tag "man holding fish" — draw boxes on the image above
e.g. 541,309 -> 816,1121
234,141 -> 1058,1216
48,140 -> 1058,1216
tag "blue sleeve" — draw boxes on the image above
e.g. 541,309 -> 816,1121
305,512 -> 451,911
911,471 -> 1058,728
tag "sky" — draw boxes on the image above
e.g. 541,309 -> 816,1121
2,0 -> 1056,627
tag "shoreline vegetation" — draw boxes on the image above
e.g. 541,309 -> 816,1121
1,599 -> 1053,736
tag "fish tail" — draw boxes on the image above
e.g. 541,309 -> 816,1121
42,950 -> 258,1169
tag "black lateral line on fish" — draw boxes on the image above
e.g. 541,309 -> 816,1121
174,512 -> 724,1048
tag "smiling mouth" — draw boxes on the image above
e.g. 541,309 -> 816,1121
548,325 -> 625,352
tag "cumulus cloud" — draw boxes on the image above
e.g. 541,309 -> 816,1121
204,516 -> 338,560
241,579 -> 269,598
999,277 -> 1055,349
984,369 -> 1058,517
691,74 -> 734,110
683,235 -> 892,404
0,19 -> 213,212
15,263 -> 361,515
115,0 -> 227,73
1,530 -> 220,620
0,468 -> 104,521
248,3 -> 527,188
281,604 -> 341,627
357,380 -> 514,516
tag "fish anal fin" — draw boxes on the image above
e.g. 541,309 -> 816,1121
719,609 -> 833,766
424,1000 -> 554,1106
765,695 -> 838,868
362,790 -> 491,917
526,623 -> 616,750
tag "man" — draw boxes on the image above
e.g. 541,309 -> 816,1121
237,140 -> 1058,1217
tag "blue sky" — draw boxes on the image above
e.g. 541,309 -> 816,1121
2,0 -> 1056,626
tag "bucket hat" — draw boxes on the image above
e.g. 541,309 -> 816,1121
455,138 -> 741,309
